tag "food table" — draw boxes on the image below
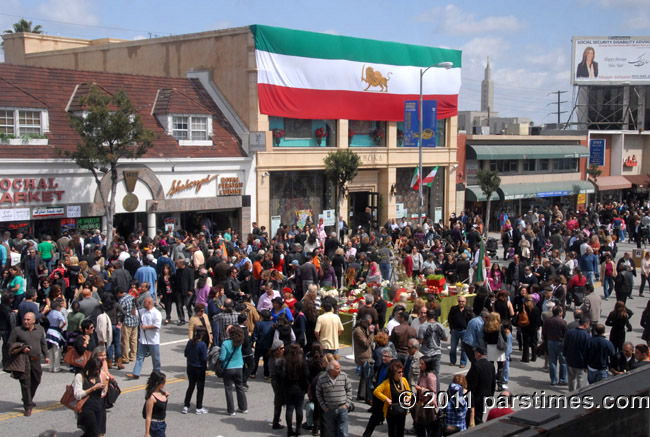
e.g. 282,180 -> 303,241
338,294 -> 476,344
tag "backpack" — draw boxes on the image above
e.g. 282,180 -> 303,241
517,309 -> 530,327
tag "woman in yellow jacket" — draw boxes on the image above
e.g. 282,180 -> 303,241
372,360 -> 411,437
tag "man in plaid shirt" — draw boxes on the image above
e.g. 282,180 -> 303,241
117,287 -> 139,366
213,298 -> 239,346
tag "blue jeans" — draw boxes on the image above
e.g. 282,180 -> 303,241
431,355 -> 441,393
379,263 -> 391,281
149,421 -> 166,437
323,406 -> 348,437
107,325 -> 121,362
503,355 -> 510,383
450,330 -> 468,366
547,340 -> 567,384
604,276 -> 614,298
132,343 -> 161,376
587,368 -> 608,384
585,271 -> 595,286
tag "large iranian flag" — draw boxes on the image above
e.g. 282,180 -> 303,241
252,25 -> 462,121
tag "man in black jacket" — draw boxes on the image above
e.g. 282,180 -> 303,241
466,346 -> 495,425
448,296 -> 474,368
174,259 -> 195,326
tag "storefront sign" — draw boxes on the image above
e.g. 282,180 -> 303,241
577,193 -> 587,205
168,174 -> 218,197
61,218 -> 76,232
0,209 -> 15,222
322,210 -> 335,226
15,208 -> 30,220
8,222 -> 29,232
395,203 -> 404,219
624,155 -> 638,167
589,139 -> 605,166
218,177 -> 243,196
77,217 -> 101,231
359,153 -> 384,164
33,207 -> 65,217
67,205 -> 81,218
0,178 -> 65,205
249,131 -> 267,152
537,191 -> 569,198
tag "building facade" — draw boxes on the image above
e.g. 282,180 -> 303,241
0,64 -> 252,238
3,26 -> 463,232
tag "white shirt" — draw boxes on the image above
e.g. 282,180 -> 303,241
386,318 -> 400,335
138,306 -> 162,345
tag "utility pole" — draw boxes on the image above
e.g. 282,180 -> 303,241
548,91 -> 568,126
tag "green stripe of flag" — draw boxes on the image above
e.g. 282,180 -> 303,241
251,25 -> 462,68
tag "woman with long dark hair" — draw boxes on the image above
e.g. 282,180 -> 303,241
183,327 -> 208,414
144,370 -> 168,437
219,325 -> 247,415
283,343 -> 309,435
158,263 -> 175,325
73,357 -> 107,437
606,301 -> 633,353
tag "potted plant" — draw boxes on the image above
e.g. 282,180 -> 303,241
370,127 -> 384,146
272,128 -> 285,146
348,129 -> 355,145
397,129 -> 404,146
314,127 -> 328,146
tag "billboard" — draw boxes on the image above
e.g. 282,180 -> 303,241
572,36 -> 650,85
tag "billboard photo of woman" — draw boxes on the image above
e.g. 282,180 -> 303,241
576,46 -> 598,78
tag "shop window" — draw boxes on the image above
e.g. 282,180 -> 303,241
171,115 -> 212,145
284,118 -> 312,139
539,159 -> 550,171
523,159 -> 536,172
349,120 -> 385,147
552,158 -> 578,172
489,160 -> 519,173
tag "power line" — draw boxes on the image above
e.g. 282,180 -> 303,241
0,13 -> 167,36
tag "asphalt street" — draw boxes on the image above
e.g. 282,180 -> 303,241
1,239 -> 649,436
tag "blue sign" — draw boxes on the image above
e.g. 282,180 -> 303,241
537,190 -> 569,198
403,100 -> 438,147
589,139 -> 605,166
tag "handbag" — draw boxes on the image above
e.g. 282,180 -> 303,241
104,379 -> 121,409
496,330 -> 507,352
64,347 -> 92,368
215,346 -> 237,378
412,401 -> 436,425
60,384 -> 88,413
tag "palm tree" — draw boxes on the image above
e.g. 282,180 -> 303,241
4,18 -> 43,35
477,168 -> 501,237
586,164 -> 602,204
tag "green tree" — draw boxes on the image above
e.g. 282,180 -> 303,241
324,149 -> 361,242
4,18 -> 43,34
58,85 -> 154,249
477,168 -> 501,237
586,163 -> 602,204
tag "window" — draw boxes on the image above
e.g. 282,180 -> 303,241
539,159 -> 550,171
349,120 -> 386,147
523,159 -> 536,172
284,118 -> 312,139
0,110 -> 14,134
171,115 -> 210,141
0,109 -> 47,136
552,158 -> 578,172
489,160 -> 519,173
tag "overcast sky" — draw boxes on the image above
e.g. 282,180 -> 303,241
2,0 -> 649,125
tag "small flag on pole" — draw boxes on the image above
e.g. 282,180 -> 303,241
476,239 -> 486,284
411,167 -> 421,191
422,166 -> 439,188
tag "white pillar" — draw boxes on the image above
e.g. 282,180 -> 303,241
147,212 -> 156,239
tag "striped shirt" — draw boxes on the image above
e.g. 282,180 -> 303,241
315,371 -> 352,411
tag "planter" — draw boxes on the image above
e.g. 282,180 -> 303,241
5,138 -> 49,146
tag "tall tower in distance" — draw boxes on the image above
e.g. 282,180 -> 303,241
481,56 -> 494,113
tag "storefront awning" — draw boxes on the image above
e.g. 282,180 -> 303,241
468,144 -> 590,160
624,174 -> 650,188
595,176 -> 633,191
498,180 -> 594,200
465,186 -> 487,202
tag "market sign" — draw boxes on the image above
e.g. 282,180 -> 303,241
0,178 -> 65,205
33,206 -> 65,217
218,177 -> 243,196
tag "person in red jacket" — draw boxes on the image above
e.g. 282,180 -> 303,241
487,390 -> 515,421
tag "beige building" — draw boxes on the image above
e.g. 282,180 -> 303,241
3,27 -> 460,232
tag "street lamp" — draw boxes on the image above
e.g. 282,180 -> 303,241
418,61 -> 453,227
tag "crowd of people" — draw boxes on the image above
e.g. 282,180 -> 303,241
2,200 -> 650,436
